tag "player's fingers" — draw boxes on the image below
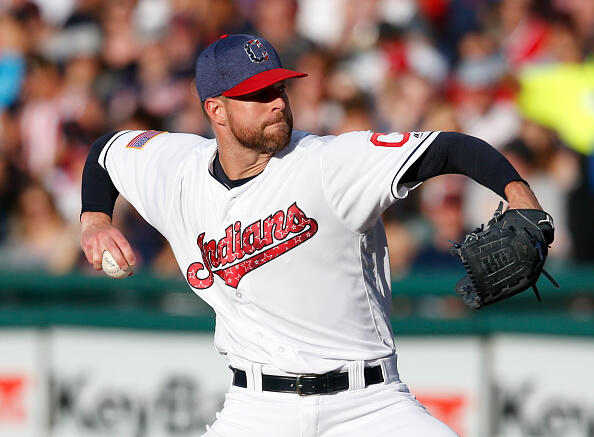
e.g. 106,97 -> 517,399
111,232 -> 136,267
101,237 -> 129,271
91,242 -> 103,271
81,230 -> 99,266
81,226 -> 108,269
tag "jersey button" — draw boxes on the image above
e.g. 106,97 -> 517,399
278,346 -> 285,353
235,292 -> 242,299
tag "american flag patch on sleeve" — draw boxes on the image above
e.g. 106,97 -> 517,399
126,130 -> 165,149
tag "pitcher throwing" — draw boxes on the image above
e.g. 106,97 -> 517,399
81,34 -> 552,436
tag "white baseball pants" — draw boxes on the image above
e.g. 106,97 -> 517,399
201,356 -> 458,437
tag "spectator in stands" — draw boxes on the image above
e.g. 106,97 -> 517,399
411,176 -> 468,271
287,48 -> 336,135
18,57 -> 64,179
252,0 -> 312,71
0,153 -> 25,242
378,72 -> 435,133
451,31 -> 520,149
0,181 -> 80,273
493,0 -> 550,69
0,14 -> 26,112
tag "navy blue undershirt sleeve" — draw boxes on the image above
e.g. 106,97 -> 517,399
401,132 -> 526,199
81,131 -> 120,218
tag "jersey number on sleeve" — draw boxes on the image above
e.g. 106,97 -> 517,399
370,132 -> 410,148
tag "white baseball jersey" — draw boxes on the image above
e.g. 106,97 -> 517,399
98,128 -> 440,374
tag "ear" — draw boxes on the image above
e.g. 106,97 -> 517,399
204,97 -> 227,126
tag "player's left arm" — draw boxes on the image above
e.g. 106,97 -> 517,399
400,132 -> 542,210
320,130 -> 544,233
416,134 -> 558,308
403,132 -> 557,307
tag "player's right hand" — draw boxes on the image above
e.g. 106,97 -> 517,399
80,211 -> 136,272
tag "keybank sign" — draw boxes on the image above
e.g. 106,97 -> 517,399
49,374 -> 223,437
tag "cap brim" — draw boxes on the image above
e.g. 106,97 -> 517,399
222,68 -> 307,97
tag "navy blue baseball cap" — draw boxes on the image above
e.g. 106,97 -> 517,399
195,34 -> 307,102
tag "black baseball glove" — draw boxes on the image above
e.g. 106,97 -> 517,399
450,202 -> 558,309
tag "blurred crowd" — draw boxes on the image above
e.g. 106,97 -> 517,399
0,0 -> 593,278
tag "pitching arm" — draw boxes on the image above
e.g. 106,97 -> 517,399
81,132 -> 135,273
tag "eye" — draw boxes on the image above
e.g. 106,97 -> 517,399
254,89 -> 267,99
243,84 -> 287,102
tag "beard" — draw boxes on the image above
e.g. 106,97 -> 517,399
227,110 -> 293,154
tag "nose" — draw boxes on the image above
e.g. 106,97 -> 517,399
271,93 -> 286,112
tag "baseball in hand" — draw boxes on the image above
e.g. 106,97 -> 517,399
101,250 -> 134,279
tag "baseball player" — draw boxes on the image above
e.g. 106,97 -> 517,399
80,34 -> 544,436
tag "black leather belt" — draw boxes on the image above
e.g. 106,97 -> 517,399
230,365 -> 384,396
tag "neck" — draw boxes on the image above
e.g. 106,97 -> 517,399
215,130 -> 273,180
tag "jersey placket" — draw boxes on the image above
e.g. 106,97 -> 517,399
219,189 -> 249,299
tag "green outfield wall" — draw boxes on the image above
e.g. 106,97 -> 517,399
1,266 -> 593,336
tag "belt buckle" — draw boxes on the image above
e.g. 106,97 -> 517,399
296,375 -> 305,396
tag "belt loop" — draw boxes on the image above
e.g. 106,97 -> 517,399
245,363 -> 263,392
253,363 -> 263,392
347,361 -> 365,391
379,354 -> 400,384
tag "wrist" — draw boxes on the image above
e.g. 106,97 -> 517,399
504,181 -> 542,210
81,211 -> 112,226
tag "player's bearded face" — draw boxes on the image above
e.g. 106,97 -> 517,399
225,85 -> 293,154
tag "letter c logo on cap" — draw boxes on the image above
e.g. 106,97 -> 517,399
244,39 -> 269,63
